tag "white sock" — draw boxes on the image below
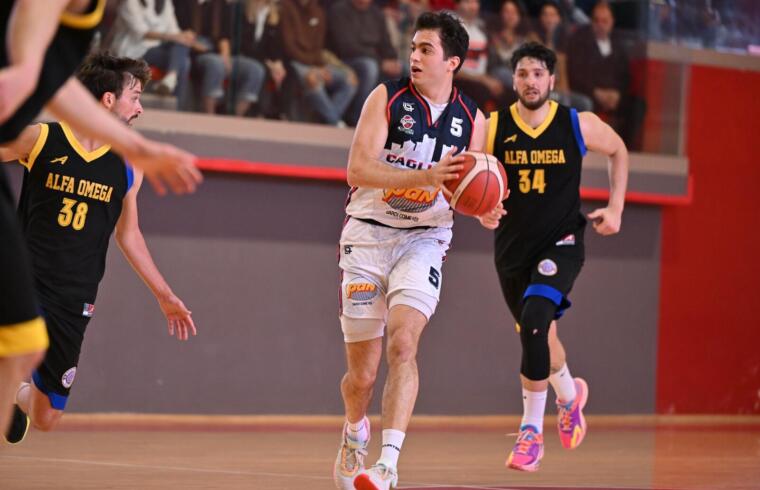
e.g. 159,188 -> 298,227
549,364 -> 577,405
521,388 -> 547,433
345,416 -> 369,444
377,429 -> 405,469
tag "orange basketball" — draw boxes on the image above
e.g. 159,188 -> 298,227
444,151 -> 508,216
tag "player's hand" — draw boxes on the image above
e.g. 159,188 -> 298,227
128,140 -> 203,196
0,64 -> 38,125
477,201 -> 507,229
158,293 -> 197,341
587,206 -> 622,236
426,146 -> 464,191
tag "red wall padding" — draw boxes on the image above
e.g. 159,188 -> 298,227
657,65 -> 760,414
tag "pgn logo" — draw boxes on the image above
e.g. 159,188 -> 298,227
346,282 -> 378,301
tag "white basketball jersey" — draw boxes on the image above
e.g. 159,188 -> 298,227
345,78 -> 479,229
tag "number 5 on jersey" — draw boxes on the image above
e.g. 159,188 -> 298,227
58,197 -> 88,230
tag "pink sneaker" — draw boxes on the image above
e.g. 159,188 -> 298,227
556,377 -> 589,450
506,425 -> 544,472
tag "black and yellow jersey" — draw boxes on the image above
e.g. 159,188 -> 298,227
17,122 -> 133,316
487,101 -> 587,274
0,0 -> 106,143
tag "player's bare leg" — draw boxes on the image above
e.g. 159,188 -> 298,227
354,305 -> 427,489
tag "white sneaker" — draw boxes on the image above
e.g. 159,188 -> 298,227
353,463 -> 398,490
333,420 -> 370,490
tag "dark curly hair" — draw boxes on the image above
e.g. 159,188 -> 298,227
414,11 -> 469,74
510,41 -> 557,74
77,52 -> 151,100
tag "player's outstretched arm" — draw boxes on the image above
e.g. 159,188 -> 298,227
46,77 -> 202,195
0,0 -> 73,124
475,112 -> 508,229
114,171 -> 197,341
579,111 -> 629,235
347,85 -> 464,190
0,124 -> 41,163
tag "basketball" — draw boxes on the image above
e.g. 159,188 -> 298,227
444,152 -> 508,216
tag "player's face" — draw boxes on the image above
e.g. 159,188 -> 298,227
409,29 -> 458,88
112,79 -> 144,126
513,57 -> 554,110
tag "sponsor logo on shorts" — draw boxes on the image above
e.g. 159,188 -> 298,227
382,187 -> 440,213
538,259 -> 558,276
556,234 -> 575,246
346,281 -> 378,302
343,245 -> 353,255
62,367 -> 77,388
82,303 -> 95,317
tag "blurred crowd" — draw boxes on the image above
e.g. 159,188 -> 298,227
92,0 -> 754,148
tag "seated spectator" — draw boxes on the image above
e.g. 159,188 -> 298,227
382,0 -> 429,77
567,1 -> 645,146
281,0 -> 357,126
454,0 -> 510,112
327,0 -> 402,126
233,0 -> 289,119
488,0 -> 531,90
530,0 -> 592,110
178,0 -> 267,116
109,0 -> 196,106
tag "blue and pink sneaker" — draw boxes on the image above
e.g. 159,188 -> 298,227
556,377 -> 589,450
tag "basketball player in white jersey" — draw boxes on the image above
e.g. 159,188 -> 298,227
333,11 -> 491,490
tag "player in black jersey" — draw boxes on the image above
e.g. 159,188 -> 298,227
479,42 -> 628,472
0,0 -> 200,438
1,52 -> 197,444
333,12 -> 490,490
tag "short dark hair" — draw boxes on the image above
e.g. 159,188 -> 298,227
510,41 -> 557,74
414,11 -> 469,74
77,52 -> 151,100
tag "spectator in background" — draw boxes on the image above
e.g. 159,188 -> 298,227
567,1 -> 644,146
530,1 -> 592,110
382,0 -> 429,76
178,0 -> 267,116
454,0 -> 509,111
233,0 -> 289,119
281,0 -> 357,126
109,0 -> 196,105
488,0 -> 531,91
328,0 -> 402,126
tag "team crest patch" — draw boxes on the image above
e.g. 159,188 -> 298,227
398,115 -> 415,135
62,367 -> 77,388
82,303 -> 95,317
403,102 -> 414,112
556,234 -> 576,246
538,259 -> 558,276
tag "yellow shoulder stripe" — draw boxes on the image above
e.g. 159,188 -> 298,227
19,123 -> 49,171
486,111 -> 499,155
510,100 -> 558,139
60,0 -> 105,30
0,317 -> 49,356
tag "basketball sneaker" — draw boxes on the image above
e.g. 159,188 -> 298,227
334,419 -> 370,490
353,463 -> 398,490
4,405 -> 30,444
556,377 -> 588,450
506,425 -> 544,472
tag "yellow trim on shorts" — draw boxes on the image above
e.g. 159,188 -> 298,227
60,0 -> 106,30
486,111 -> 499,155
18,123 -> 49,171
0,317 -> 49,356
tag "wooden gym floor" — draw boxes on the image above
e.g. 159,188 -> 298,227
1,415 -> 758,489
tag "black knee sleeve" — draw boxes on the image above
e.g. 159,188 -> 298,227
518,296 -> 557,381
